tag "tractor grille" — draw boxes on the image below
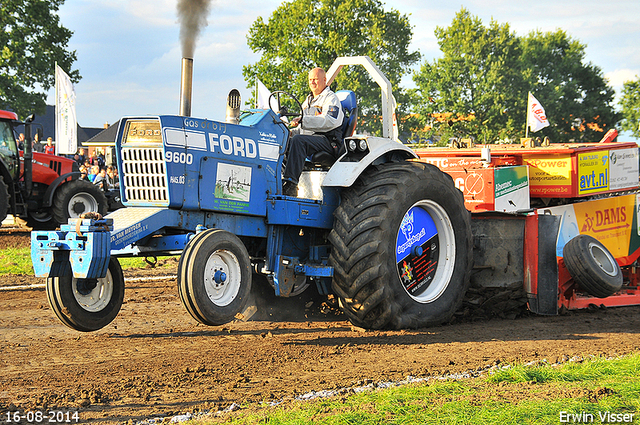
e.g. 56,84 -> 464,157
121,147 -> 169,205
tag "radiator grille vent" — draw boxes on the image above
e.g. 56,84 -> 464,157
121,147 -> 169,205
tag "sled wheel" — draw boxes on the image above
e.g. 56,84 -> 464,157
563,234 -> 622,298
52,179 -> 108,227
0,175 -> 9,224
46,258 -> 125,331
180,229 -> 252,325
329,161 -> 473,329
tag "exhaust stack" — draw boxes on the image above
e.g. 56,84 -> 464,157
225,89 -> 241,124
179,57 -> 193,117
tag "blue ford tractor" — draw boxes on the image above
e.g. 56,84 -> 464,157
31,56 -> 473,331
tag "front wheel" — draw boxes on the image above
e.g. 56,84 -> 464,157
46,258 -> 125,331
329,161 -> 473,329
178,229 -> 252,325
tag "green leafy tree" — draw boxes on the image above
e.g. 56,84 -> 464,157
411,9 -> 522,144
619,77 -> 640,139
0,0 -> 80,120
243,0 -> 419,136
411,8 -> 618,144
520,30 -> 618,142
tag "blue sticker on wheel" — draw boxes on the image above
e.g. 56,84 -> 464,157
396,206 -> 439,297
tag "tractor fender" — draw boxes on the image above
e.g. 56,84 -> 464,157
322,136 -> 417,187
42,172 -> 82,208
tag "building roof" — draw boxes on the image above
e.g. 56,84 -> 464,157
85,120 -> 120,146
13,105 -> 104,145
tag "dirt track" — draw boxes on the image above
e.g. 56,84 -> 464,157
2,230 -> 640,424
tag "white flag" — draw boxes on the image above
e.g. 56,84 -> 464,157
527,92 -> 550,133
256,78 -> 279,111
55,64 -> 77,155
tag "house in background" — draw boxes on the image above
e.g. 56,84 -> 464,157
14,105 -> 105,155
84,120 -> 120,166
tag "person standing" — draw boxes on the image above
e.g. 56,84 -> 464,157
77,147 -> 86,165
17,133 -> 25,150
32,133 -> 44,152
44,137 -> 55,155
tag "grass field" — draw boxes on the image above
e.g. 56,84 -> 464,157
192,354 -> 640,424
0,246 -> 169,275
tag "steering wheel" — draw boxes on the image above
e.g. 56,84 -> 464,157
268,90 -> 304,123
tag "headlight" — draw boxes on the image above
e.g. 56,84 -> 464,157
348,139 -> 357,152
357,139 -> 368,152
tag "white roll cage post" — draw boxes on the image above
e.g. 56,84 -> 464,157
326,56 -> 398,141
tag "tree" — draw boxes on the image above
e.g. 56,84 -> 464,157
520,30 -> 619,142
619,77 -> 640,139
411,9 -> 522,144
411,8 -> 618,144
243,0 -> 419,136
0,0 -> 80,120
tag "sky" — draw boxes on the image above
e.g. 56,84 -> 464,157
46,0 -> 640,139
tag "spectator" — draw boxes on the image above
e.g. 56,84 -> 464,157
17,133 -> 25,150
106,166 -> 119,189
79,165 -> 88,180
44,137 -> 55,155
96,148 -> 106,167
87,165 -> 100,182
77,147 -> 86,165
93,168 -> 108,190
32,133 -> 44,152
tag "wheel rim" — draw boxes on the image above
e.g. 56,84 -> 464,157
67,192 -> 99,217
589,242 -> 618,276
72,269 -> 114,312
29,210 -> 52,223
204,249 -> 242,307
395,200 -> 456,303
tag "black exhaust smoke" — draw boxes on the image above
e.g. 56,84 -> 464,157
177,0 -> 212,116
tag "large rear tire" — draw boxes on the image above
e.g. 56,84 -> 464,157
563,234 -> 622,298
51,179 -> 108,227
329,161 -> 473,329
46,258 -> 125,332
178,229 -> 252,325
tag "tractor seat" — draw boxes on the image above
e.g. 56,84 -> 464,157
309,90 -> 358,168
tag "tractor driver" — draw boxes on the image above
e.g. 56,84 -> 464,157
282,67 -> 345,197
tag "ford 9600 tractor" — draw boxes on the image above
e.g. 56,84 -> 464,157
30,56 -> 474,331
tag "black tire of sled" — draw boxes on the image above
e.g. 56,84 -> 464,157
563,234 -> 622,298
46,258 -> 125,332
179,229 -> 252,326
328,161 -> 473,329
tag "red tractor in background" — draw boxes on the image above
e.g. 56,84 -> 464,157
0,109 -> 107,230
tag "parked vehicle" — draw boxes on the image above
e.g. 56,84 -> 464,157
0,111 -> 107,229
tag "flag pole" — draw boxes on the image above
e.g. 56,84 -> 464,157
255,76 -> 258,109
525,92 -> 530,139
54,62 -> 58,155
